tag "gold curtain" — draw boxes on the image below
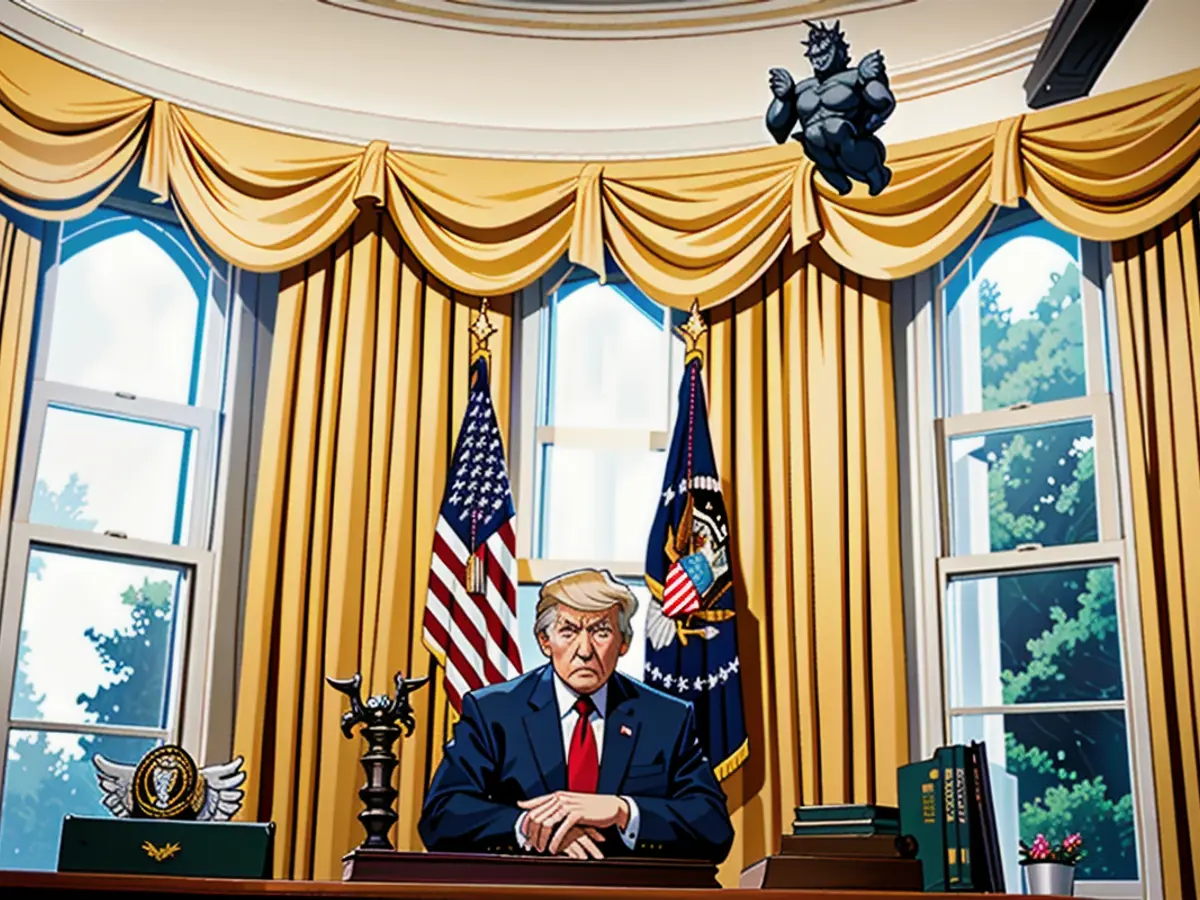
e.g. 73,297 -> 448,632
1111,200 -> 1200,900
231,205 -> 515,879
3,32 -> 1200,305
0,210 -> 40,554
706,248 -> 906,882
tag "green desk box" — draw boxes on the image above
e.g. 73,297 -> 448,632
57,816 -> 275,879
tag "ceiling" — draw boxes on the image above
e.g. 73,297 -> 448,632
1,0 -> 1191,158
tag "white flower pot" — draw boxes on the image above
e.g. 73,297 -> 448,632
1023,861 -> 1076,896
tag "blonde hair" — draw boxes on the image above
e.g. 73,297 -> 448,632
535,568 -> 638,644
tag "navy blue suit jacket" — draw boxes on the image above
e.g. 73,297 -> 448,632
418,665 -> 734,861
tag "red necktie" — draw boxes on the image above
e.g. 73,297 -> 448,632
567,695 -> 599,793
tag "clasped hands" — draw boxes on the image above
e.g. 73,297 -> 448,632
517,791 -> 630,860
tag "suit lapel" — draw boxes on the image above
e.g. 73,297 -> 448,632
523,666 -> 566,794
597,674 -> 638,795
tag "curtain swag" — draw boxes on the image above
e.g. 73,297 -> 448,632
3,33 -> 1200,306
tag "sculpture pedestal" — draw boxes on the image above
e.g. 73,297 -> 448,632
342,849 -> 719,888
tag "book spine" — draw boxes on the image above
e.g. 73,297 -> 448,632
793,805 -> 901,823
975,741 -> 1007,893
952,744 -> 974,891
897,760 -> 946,892
936,746 -> 961,890
790,822 -> 899,835
965,743 -> 990,892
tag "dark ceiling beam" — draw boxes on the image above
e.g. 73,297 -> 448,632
1023,0 -> 1150,109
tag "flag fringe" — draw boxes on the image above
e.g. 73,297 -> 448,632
713,738 -> 749,781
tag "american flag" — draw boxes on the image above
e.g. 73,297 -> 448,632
422,355 -> 522,711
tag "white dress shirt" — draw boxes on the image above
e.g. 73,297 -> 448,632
514,673 -> 641,852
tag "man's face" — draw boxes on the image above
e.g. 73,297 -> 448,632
538,604 -> 628,694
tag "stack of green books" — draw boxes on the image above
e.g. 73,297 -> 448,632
791,804 -> 901,836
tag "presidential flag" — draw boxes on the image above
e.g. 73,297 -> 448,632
643,308 -> 748,780
423,352 -> 522,712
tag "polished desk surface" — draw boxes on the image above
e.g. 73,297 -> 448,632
0,871 -> 1060,898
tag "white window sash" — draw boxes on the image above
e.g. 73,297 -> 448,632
0,199 -> 268,825
13,380 -> 219,552
0,520 -> 214,791
518,557 -> 644,584
512,266 -> 678,565
899,225 -> 1159,896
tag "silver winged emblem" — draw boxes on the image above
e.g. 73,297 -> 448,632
93,753 -> 247,821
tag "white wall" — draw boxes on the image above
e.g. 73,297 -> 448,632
3,0 -> 1194,159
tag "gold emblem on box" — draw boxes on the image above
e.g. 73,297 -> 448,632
142,840 -> 181,862
133,745 -> 203,818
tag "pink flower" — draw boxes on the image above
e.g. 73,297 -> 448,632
1026,835 -> 1053,861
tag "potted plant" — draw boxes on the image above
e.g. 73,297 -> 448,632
1019,833 -> 1084,895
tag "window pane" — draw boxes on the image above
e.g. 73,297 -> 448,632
46,208 -> 213,405
549,282 -> 670,431
948,419 -> 1096,555
11,548 -> 187,729
946,565 -> 1123,708
942,217 -> 1088,416
540,446 -> 665,561
516,580 -> 649,680
951,710 -> 1138,882
30,406 -> 196,545
0,730 -> 158,871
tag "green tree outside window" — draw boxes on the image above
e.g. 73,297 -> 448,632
968,256 -> 1137,880
0,477 -> 169,870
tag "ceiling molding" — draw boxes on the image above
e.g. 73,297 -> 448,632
890,18 -> 1051,101
0,0 -> 1047,160
319,0 -> 914,40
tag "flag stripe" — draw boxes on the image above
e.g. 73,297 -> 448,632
663,563 -> 701,617
428,567 -> 490,678
429,542 -> 514,682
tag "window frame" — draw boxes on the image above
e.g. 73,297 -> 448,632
511,260 -> 682,581
0,195 -> 275,822
895,209 -> 1162,899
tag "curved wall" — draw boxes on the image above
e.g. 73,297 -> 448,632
1,0 -> 1194,158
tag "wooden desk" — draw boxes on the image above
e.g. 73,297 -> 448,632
0,871 -> 1062,898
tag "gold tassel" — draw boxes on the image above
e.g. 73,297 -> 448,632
465,553 -> 483,595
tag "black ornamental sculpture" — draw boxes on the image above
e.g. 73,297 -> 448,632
327,671 -> 429,850
766,19 -> 896,196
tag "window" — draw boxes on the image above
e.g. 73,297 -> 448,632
896,207 -> 1158,898
0,198 -> 274,869
511,264 -> 685,675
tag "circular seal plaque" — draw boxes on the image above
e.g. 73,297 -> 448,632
131,745 -> 204,819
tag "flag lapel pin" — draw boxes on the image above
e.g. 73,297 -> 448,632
620,724 -> 633,737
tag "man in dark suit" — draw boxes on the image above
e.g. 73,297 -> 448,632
418,568 -> 734,862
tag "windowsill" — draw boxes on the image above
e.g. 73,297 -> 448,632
519,558 -> 644,583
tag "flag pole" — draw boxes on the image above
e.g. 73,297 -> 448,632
465,299 -> 497,596
674,300 -> 708,638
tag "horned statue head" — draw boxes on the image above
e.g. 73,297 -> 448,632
803,19 -> 850,75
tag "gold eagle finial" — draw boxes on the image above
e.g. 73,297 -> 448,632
676,300 -> 708,365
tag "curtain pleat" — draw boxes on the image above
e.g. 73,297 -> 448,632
1111,201 -> 1200,900
3,31 -> 1200,305
231,206 -> 513,879
0,209 -> 40,557
708,248 -> 907,883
